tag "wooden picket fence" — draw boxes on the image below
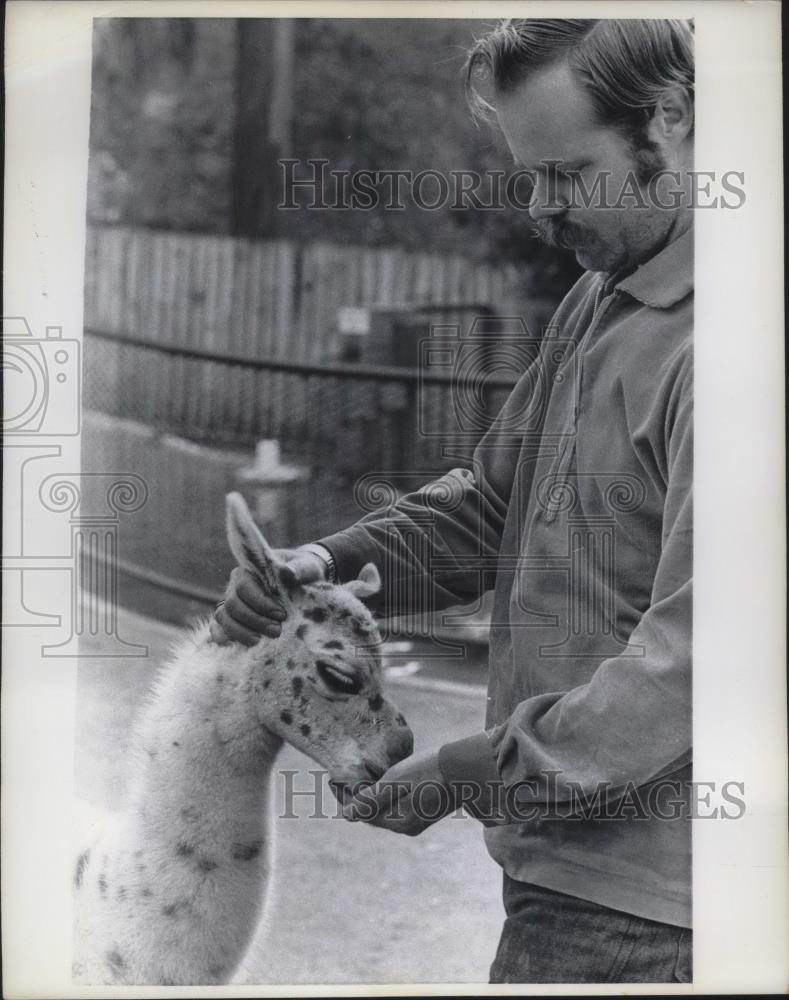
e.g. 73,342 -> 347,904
84,224 -> 526,361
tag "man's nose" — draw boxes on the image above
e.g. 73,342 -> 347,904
528,172 -> 569,221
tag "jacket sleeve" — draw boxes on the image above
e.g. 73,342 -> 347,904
439,373 -> 693,823
316,361 -> 545,618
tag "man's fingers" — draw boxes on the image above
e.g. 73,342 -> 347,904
213,601 -> 265,647
208,617 -> 230,646
287,553 -> 327,584
224,590 -> 284,637
231,567 -> 288,619
342,800 -> 385,825
213,550 -> 326,647
341,781 -> 408,822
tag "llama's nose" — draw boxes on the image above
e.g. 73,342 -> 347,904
388,721 -> 414,764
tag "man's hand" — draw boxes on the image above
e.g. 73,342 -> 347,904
342,750 -> 456,837
209,547 -> 328,646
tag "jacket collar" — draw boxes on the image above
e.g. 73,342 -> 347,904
613,225 -> 694,308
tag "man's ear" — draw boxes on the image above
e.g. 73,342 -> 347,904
648,86 -> 694,145
225,492 -> 287,597
344,563 -> 381,600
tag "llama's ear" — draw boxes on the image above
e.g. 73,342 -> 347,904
225,492 -> 284,596
344,562 -> 381,600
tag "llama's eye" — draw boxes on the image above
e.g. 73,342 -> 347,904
315,660 -> 362,696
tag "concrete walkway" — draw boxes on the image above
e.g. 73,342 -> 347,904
75,605 -> 503,985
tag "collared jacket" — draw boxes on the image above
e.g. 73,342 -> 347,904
320,227 -> 694,927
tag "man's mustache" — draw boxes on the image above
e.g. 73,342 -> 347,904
532,217 -> 589,250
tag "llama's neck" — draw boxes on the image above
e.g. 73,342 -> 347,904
129,627 -> 283,856
111,628 -> 285,983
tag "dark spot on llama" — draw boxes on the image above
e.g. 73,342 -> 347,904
303,607 -> 327,624
140,887 -> 153,898
323,640 -> 344,650
175,842 -> 195,858
171,740 -> 181,748
106,950 -> 126,975
300,723 -> 311,736
162,902 -> 181,917
231,840 -> 262,861
98,873 -> 108,897
295,623 -> 308,640
368,693 -> 384,712
74,848 -> 90,889
263,678 -> 271,689
280,710 -> 293,725
215,673 -> 224,684
286,658 -> 296,671
291,676 -> 304,697
197,857 -> 218,873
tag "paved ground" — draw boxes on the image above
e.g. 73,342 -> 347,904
75,606 -> 503,985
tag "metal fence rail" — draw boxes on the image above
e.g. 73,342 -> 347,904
84,326 -> 518,475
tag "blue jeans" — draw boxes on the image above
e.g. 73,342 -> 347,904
489,876 -> 692,984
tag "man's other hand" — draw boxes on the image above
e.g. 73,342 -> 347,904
341,750 -> 456,837
209,548 -> 328,646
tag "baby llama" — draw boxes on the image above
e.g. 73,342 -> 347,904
73,492 -> 413,985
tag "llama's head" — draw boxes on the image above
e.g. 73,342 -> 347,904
225,493 -> 414,795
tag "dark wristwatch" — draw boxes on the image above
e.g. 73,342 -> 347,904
299,543 -> 338,583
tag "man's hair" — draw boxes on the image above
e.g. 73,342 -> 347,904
465,18 -> 694,144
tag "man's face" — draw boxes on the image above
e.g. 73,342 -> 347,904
496,61 -> 676,272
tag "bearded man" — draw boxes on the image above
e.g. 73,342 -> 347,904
213,19 -> 695,984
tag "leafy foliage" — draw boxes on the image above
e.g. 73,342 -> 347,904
88,18 -> 579,303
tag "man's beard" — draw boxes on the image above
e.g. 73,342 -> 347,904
532,139 -> 669,253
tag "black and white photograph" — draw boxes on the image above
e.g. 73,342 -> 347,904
2,1 -> 786,995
